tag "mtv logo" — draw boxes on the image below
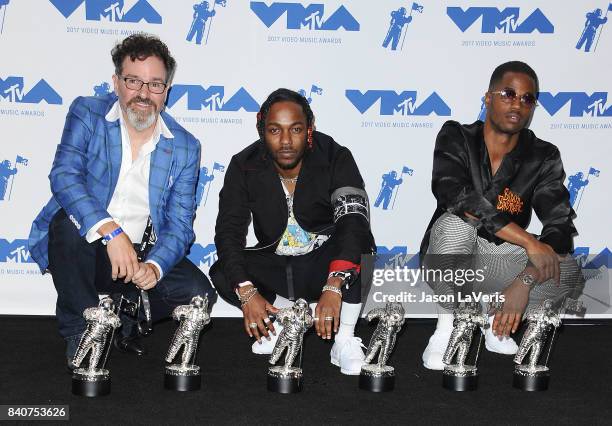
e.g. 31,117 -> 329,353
574,247 -> 612,269
188,243 -> 217,268
250,2 -> 359,31
345,90 -> 451,116
167,85 -> 260,112
374,245 -> 419,269
48,0 -> 162,23
0,76 -> 62,104
0,239 -> 34,263
447,7 -> 554,34
538,92 -> 612,117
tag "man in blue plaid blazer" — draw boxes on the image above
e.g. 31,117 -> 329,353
28,34 -> 215,365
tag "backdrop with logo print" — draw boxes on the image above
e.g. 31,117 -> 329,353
0,0 -> 609,317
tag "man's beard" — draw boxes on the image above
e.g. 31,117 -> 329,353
267,145 -> 306,170
273,152 -> 304,170
126,97 -> 158,131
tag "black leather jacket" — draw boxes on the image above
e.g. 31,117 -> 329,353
215,131 -> 376,287
421,120 -> 577,255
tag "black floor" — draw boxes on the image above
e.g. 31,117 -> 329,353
1,317 -> 610,425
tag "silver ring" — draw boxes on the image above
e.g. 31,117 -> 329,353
249,322 -> 258,328
263,318 -> 270,324
324,316 -> 333,321
313,317 -> 320,321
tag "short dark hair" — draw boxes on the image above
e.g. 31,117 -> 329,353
488,61 -> 539,94
257,88 -> 314,138
111,33 -> 176,83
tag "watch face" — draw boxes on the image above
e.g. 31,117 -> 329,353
522,274 -> 535,286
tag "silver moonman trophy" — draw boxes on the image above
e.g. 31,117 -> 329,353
164,295 -> 211,391
512,297 -> 583,391
71,297 -> 121,397
359,302 -> 405,392
442,302 -> 488,391
267,298 -> 313,394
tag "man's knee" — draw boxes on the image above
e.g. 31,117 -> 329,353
191,269 -> 217,306
560,256 -> 585,298
175,259 -> 218,306
428,213 -> 477,254
209,261 -> 236,306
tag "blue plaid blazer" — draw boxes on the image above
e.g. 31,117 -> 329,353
29,93 -> 201,275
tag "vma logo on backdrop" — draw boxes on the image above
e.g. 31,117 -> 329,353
539,92 -> 612,117
346,90 -> 451,116
250,2 -> 359,31
0,77 -> 62,105
375,245 -> 420,269
0,239 -> 33,264
188,243 -> 217,268
167,85 -> 260,112
447,7 -> 554,33
48,0 -> 162,23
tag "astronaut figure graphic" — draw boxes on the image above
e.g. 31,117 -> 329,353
0,160 -> 17,201
443,303 -> 488,369
166,295 -> 211,369
382,7 -> 412,50
186,1 -> 216,45
363,302 -> 405,368
71,297 -> 121,373
269,299 -> 313,369
576,8 -> 608,52
374,170 -> 404,210
195,166 -> 215,207
514,300 -> 561,371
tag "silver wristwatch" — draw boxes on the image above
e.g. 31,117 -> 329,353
517,272 -> 536,287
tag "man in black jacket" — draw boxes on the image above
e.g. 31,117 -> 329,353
210,89 -> 375,375
420,61 -> 584,370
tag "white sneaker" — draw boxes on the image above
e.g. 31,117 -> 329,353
422,328 -> 452,370
330,336 -> 366,375
483,317 -> 518,355
251,322 -> 282,355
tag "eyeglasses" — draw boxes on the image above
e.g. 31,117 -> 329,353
490,87 -> 538,107
119,76 -> 167,94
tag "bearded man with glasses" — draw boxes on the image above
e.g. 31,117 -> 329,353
29,34 -> 215,369
419,61 -> 584,370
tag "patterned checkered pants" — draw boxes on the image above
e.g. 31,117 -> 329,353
423,213 -> 584,312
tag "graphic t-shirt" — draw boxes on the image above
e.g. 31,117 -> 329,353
275,180 -> 328,256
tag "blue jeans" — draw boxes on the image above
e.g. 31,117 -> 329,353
48,210 -> 216,345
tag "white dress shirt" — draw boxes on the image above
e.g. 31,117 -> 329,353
85,101 -> 174,278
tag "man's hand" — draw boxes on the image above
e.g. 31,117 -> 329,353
132,263 -> 160,290
492,280 -> 530,337
101,224 -> 138,283
525,239 -> 560,285
315,277 -> 342,340
493,222 -> 562,285
240,288 -> 278,343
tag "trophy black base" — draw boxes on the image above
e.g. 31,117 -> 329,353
442,365 -> 478,391
267,366 -> 303,394
513,365 -> 550,391
359,365 -> 395,392
164,365 -> 201,391
72,369 -> 110,397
